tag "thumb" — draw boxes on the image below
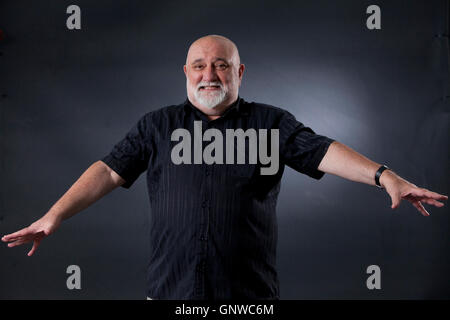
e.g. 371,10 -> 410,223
390,192 -> 401,209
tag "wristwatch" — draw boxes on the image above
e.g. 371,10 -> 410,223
375,165 -> 390,189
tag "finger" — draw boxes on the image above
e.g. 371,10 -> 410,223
409,189 -> 448,201
27,239 -> 41,257
2,227 -> 30,241
7,238 -> 31,247
418,202 -> 430,216
405,194 -> 445,207
430,192 -> 448,200
420,198 -> 445,207
2,236 -> 23,243
3,233 -> 36,243
411,201 -> 430,217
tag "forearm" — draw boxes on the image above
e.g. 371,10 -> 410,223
318,141 -> 395,187
44,161 -> 124,222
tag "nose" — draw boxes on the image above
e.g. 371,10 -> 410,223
202,64 -> 218,82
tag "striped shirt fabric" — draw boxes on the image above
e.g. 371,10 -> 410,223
101,97 -> 334,300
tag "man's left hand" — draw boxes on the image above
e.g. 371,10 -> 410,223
380,171 -> 448,216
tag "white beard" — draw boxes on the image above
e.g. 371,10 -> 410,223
189,80 -> 228,109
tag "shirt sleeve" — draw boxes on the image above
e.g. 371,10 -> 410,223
279,111 -> 334,180
100,113 -> 152,189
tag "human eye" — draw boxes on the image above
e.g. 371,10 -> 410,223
193,64 -> 205,70
215,63 -> 228,71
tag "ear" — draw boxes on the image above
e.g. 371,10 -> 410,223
238,64 -> 245,85
183,64 -> 187,76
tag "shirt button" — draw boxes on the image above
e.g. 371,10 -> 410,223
201,201 -> 207,208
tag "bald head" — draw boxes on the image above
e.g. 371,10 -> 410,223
184,35 -> 245,118
186,35 -> 241,66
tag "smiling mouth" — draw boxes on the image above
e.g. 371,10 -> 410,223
199,85 -> 221,90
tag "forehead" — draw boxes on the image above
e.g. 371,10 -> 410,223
186,39 -> 236,64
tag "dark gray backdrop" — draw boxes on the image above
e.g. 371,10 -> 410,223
0,0 -> 449,299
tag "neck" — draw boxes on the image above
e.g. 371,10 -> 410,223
189,97 -> 239,120
207,115 -> 221,121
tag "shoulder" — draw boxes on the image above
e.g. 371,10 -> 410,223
241,99 -> 295,119
137,102 -> 185,123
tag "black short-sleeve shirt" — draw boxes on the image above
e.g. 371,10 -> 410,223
101,97 -> 334,300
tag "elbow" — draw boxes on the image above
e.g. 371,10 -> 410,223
95,160 -> 126,187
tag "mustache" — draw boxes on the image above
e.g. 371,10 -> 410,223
196,81 -> 224,91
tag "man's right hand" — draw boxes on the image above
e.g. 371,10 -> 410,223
2,214 -> 62,256
1,161 -> 124,257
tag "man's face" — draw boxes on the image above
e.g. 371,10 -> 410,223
184,37 -> 244,113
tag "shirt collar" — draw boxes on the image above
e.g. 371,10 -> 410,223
183,96 -> 248,120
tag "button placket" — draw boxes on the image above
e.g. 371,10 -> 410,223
195,162 -> 212,298
200,165 -> 211,242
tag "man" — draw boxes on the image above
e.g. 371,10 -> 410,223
2,35 -> 447,300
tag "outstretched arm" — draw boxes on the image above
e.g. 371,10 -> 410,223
317,141 -> 448,216
1,161 -> 125,256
